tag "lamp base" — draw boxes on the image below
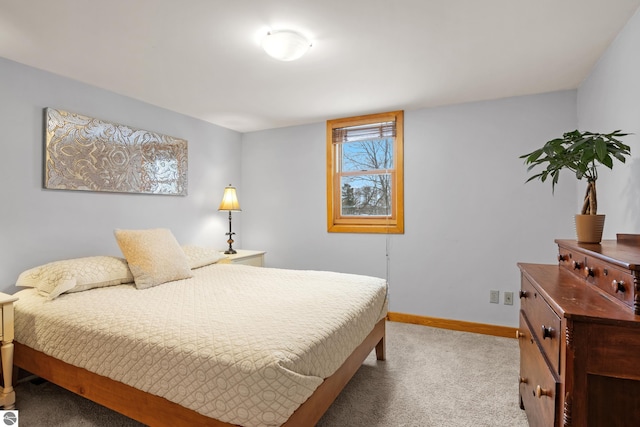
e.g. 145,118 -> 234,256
224,211 -> 237,255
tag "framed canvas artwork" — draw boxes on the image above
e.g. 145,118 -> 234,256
44,108 -> 188,195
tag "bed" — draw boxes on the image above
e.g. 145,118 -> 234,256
11,230 -> 388,426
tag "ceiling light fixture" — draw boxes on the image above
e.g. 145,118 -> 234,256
261,30 -> 311,61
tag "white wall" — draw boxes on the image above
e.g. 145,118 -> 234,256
241,91 -> 578,327
0,53 -> 590,328
578,8 -> 640,234
0,57 -> 243,293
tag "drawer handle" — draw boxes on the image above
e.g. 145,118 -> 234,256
541,325 -> 554,340
519,290 -> 528,299
572,260 -> 582,270
535,385 -> 552,399
558,254 -> 567,262
612,280 -> 626,293
515,330 -> 525,339
519,376 -> 528,384
583,266 -> 594,278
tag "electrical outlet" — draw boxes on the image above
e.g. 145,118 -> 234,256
490,290 -> 499,304
504,291 -> 514,305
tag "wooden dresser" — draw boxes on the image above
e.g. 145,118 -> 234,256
517,237 -> 640,427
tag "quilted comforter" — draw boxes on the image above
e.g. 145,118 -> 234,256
13,263 -> 387,426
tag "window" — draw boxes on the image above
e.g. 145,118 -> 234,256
326,110 -> 404,233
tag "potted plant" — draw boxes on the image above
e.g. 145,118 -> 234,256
520,129 -> 631,243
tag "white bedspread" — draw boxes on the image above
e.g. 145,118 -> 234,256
14,263 -> 387,426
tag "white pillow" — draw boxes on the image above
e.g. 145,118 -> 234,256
16,256 -> 134,300
114,228 -> 192,289
182,245 -> 227,269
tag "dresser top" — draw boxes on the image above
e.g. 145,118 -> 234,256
555,239 -> 640,271
518,263 -> 640,325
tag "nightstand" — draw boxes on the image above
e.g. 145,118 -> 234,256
219,250 -> 266,267
0,292 -> 17,409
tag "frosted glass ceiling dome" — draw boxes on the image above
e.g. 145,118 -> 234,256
261,30 -> 311,61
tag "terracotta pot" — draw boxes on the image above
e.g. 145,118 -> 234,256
575,214 -> 606,243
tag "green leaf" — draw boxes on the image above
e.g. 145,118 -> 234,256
612,152 -> 627,163
595,138 -> 607,160
525,150 -> 543,163
580,149 -> 594,165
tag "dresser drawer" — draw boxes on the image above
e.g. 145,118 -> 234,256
520,275 -> 561,374
557,246 -> 584,275
583,256 -> 634,308
557,241 -> 638,313
519,313 -> 558,427
219,250 -> 265,267
236,255 -> 264,267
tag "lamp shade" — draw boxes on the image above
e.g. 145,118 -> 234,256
218,185 -> 241,211
261,30 -> 311,61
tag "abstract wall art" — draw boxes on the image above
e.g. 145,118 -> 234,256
44,108 -> 188,195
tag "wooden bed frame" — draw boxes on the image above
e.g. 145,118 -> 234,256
13,318 -> 386,426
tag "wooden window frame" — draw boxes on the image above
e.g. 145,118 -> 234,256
326,110 -> 404,234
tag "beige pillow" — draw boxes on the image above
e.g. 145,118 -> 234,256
182,245 -> 227,269
114,228 -> 192,289
16,256 -> 134,300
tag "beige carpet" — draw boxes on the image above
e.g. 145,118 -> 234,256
12,321 -> 529,426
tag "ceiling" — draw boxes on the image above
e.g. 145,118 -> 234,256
1,0 -> 639,133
